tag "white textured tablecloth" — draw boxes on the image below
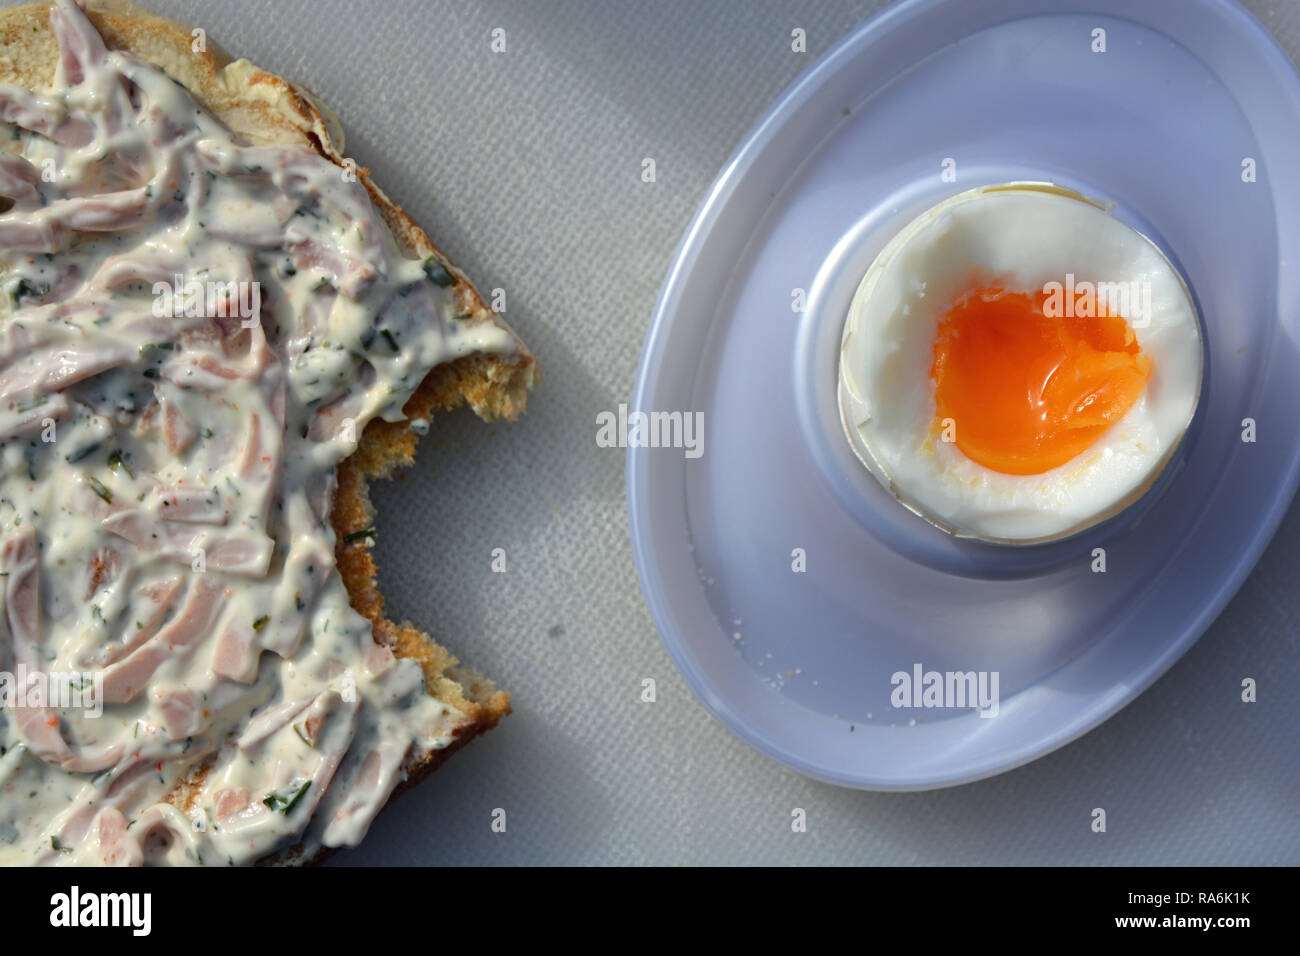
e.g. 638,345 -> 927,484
132,0 -> 1300,865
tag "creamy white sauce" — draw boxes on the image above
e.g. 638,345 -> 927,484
0,0 -> 519,865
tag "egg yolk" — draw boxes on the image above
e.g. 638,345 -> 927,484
930,286 -> 1151,475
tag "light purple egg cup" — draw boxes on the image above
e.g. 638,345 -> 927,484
629,0 -> 1300,788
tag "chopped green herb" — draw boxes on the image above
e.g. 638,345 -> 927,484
422,256 -> 454,287
380,329 -> 399,352
10,277 -> 50,308
252,614 -> 270,631
263,779 -> 311,815
107,449 -> 134,479
87,476 -> 112,504
342,527 -> 374,543
65,442 -> 99,464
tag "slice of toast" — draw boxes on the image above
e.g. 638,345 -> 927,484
0,0 -> 536,864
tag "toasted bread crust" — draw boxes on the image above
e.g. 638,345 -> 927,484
0,0 -> 534,864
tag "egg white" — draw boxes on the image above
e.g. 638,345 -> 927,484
837,183 -> 1202,542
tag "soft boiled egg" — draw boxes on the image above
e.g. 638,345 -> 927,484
837,182 -> 1202,543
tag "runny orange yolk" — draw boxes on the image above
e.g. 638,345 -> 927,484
930,286 -> 1151,476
